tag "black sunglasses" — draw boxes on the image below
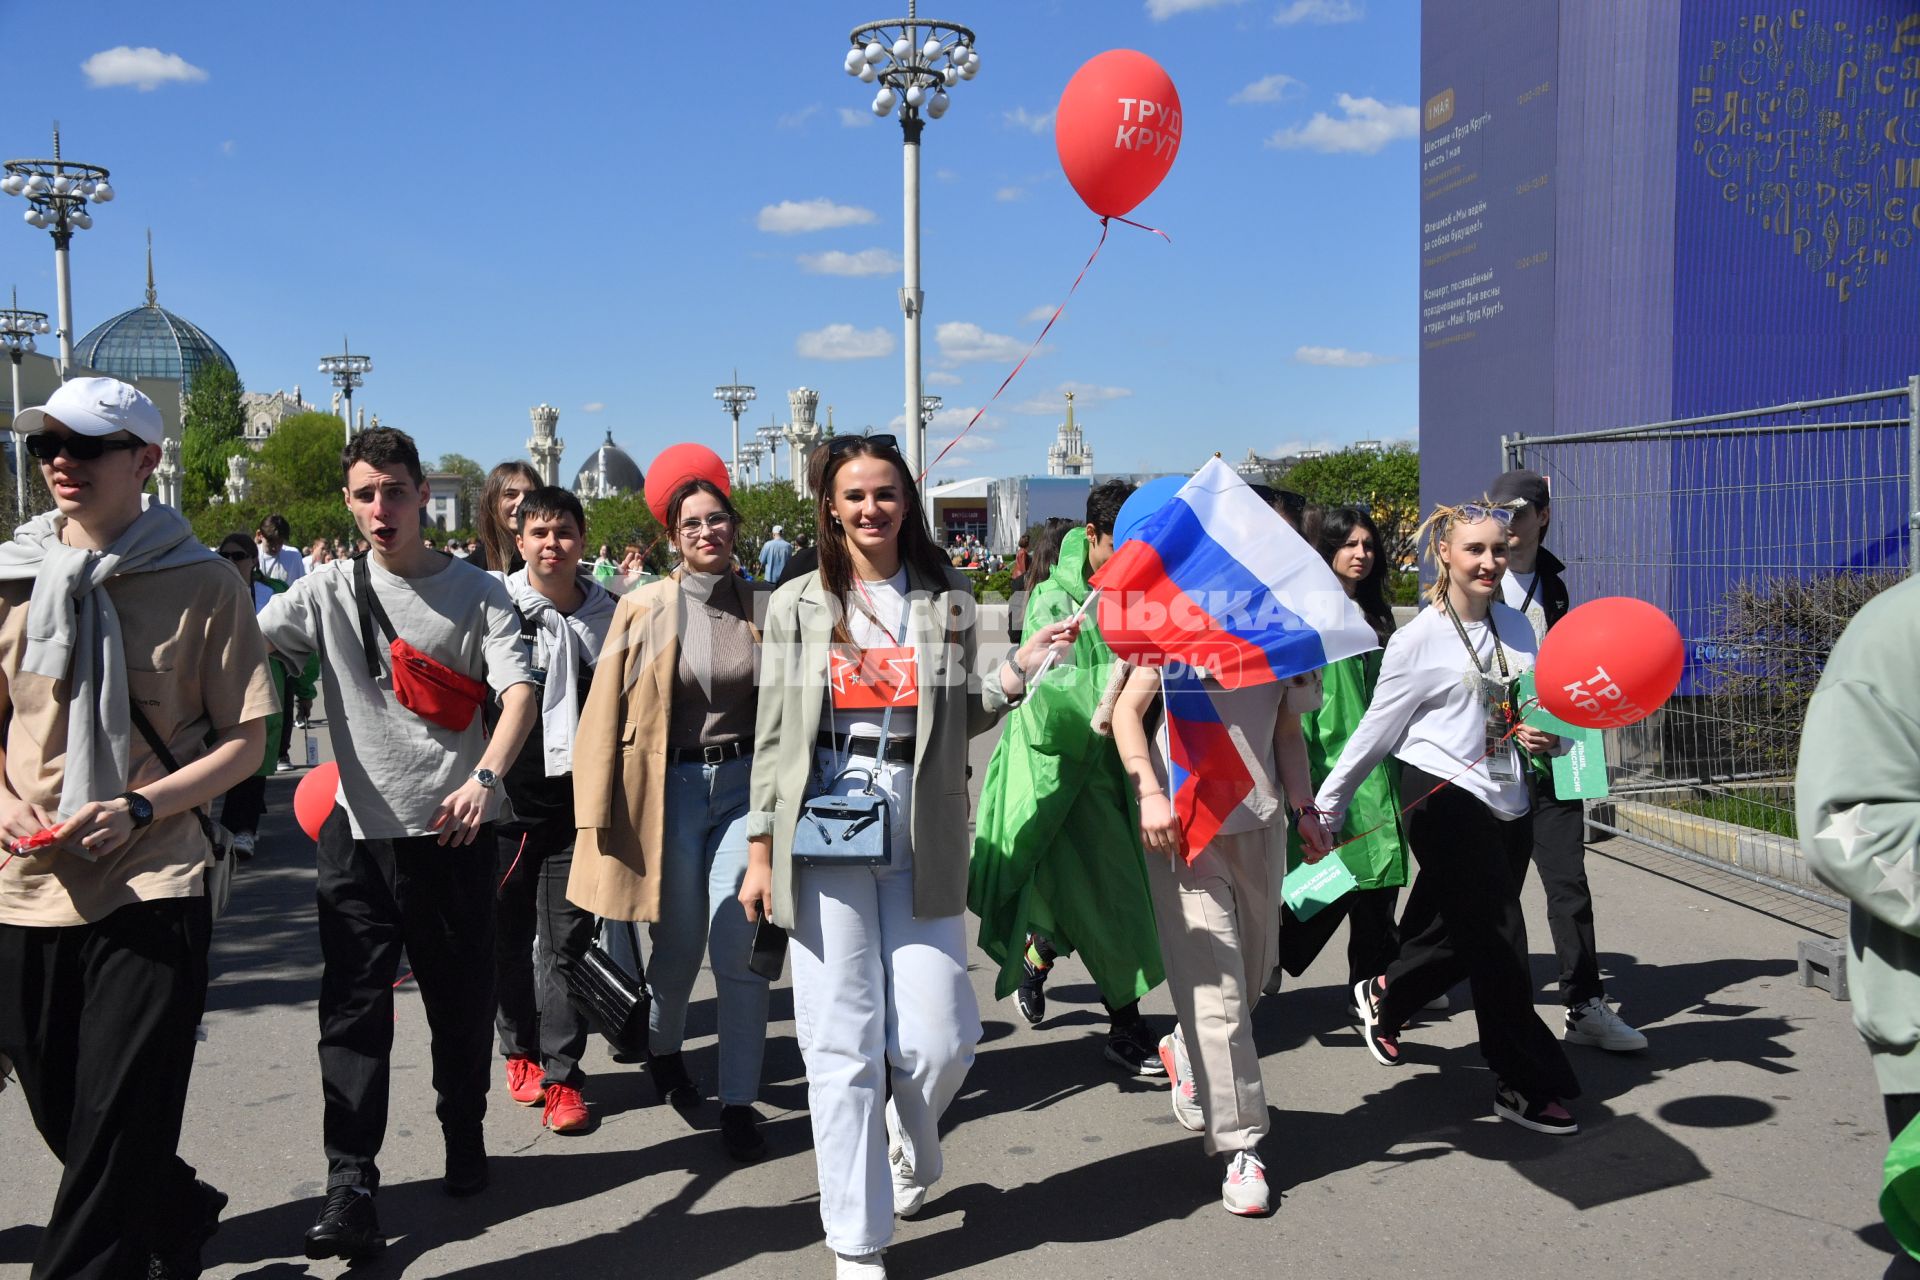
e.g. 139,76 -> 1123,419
219,550 -> 254,564
826,433 -> 898,457
24,431 -> 147,462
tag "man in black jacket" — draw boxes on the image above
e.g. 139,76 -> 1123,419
1491,468 -> 1645,1052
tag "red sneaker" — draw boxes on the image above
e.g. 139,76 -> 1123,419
504,1055 -> 545,1106
543,1083 -> 590,1134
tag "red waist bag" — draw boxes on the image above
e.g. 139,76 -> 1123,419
356,553 -> 489,732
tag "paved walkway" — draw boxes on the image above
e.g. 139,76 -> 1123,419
0,723 -> 1906,1279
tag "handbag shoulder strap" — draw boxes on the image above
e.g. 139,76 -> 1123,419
125,700 -> 221,853
355,552 -> 400,678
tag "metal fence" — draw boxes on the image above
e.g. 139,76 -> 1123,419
1503,377 -> 1920,906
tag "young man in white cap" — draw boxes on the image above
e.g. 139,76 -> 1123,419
1488,469 -> 1644,1051
257,426 -> 537,1261
0,376 -> 277,1280
757,523 -> 791,582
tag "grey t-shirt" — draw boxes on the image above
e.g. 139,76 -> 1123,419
258,554 -> 535,839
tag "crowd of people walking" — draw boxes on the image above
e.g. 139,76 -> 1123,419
0,375 -> 1671,1280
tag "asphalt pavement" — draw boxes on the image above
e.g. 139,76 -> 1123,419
0,721 -> 1907,1280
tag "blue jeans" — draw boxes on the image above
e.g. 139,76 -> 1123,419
646,755 -> 769,1105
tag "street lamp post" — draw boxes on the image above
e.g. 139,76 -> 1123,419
756,424 -> 785,484
844,3 -> 979,482
918,392 -> 942,481
0,288 -> 51,516
2,126 -> 114,376
739,441 -> 764,486
318,337 -> 373,447
713,373 -> 756,485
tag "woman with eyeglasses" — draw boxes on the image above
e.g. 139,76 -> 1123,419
738,434 -> 1076,1279
1307,499 -> 1581,1135
569,474 -> 774,1162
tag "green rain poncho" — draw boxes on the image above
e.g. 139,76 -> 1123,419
969,527 -> 1164,1006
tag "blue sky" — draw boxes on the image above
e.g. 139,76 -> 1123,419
0,0 -> 1418,486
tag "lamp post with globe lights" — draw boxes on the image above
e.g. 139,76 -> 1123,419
756,423 -> 786,484
918,392 -> 942,481
713,374 -> 756,484
844,3 -> 979,482
0,288 -> 51,515
318,338 -> 373,447
2,126 -> 114,376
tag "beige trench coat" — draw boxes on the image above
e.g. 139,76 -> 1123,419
568,572 -> 764,922
747,563 -> 1013,927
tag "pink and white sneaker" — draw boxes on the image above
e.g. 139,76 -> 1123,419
1222,1149 -> 1271,1216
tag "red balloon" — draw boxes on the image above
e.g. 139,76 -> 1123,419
1054,50 -> 1183,218
644,443 -> 731,525
294,761 -> 340,842
1535,598 -> 1684,730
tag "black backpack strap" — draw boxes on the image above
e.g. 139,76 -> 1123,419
355,553 -> 399,679
126,700 -> 222,856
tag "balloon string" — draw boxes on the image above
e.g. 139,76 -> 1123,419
1310,697 -> 1543,858
918,214 -> 1167,484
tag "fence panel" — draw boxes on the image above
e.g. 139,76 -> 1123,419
1503,378 -> 1920,904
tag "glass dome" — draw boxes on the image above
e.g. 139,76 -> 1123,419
74,303 -> 236,388
572,431 -> 644,496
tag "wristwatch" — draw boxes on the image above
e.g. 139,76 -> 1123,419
470,768 -> 499,791
118,791 -> 155,829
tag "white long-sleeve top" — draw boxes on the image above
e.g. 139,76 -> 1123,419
1314,601 -> 1542,823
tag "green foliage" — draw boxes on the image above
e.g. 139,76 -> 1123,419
435,453 -> 486,526
1704,569 -> 1904,776
580,493 -> 663,568
733,483 -> 814,569
187,411 -> 358,548
1276,444 -> 1421,569
179,364 -> 247,509
977,568 -> 1013,601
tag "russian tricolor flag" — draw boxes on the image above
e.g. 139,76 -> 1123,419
1092,458 -> 1379,856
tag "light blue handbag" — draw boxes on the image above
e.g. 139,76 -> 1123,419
792,696 -> 896,868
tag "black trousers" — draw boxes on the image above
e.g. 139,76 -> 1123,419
0,897 -> 212,1280
494,824 -> 594,1088
315,809 -> 496,1191
218,773 -> 267,837
1381,767 -> 1580,1102
1523,775 -> 1603,1006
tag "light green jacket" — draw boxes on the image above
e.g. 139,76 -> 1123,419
748,563 -> 1013,928
1798,576 -> 1920,1093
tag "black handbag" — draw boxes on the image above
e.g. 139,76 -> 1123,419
565,919 -> 651,1062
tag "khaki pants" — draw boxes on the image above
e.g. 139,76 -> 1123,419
1145,823 -> 1282,1155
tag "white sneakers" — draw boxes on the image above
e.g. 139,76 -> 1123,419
1221,1149 -> 1271,1216
1564,997 -> 1647,1051
888,1144 -> 925,1218
834,1250 -> 887,1278
1157,1028 -> 1204,1132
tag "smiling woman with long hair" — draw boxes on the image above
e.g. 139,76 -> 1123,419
738,435 -> 1077,1279
476,461 -> 540,574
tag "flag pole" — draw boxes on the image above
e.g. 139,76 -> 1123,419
1026,587 -> 1101,687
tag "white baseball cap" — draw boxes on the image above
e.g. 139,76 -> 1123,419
13,376 -> 165,445
772,524 -> 783,535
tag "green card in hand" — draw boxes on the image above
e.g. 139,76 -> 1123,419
1282,855 -> 1358,922
1517,672 -> 1610,800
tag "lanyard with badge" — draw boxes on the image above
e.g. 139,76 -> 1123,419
1442,595 -> 1520,784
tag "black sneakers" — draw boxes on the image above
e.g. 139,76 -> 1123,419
443,1128 -> 489,1197
304,1186 -> 383,1261
1104,1016 -> 1168,1077
720,1103 -> 768,1163
1016,938 -> 1054,1026
1493,1080 -> 1579,1135
650,1051 -> 701,1110
147,1180 -> 228,1279
1353,977 -> 1402,1067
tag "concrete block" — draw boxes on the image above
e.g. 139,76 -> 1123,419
1797,936 -> 1849,1000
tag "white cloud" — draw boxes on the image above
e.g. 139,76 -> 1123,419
1014,382 -> 1134,415
797,247 -> 902,277
581,402 -> 606,413
1004,106 -> 1055,135
935,168 -> 959,182
220,139 -> 236,157
1021,304 -> 1057,326
778,104 -> 821,129
1275,0 -> 1363,25
796,324 -> 895,361
1230,74 -> 1303,104
1146,0 -> 1245,19
756,198 -> 877,234
82,46 -> 208,91
1267,94 -> 1418,154
994,186 -> 1026,202
1267,437 -> 1340,456
1292,345 -> 1401,367
936,321 -> 1031,365
927,370 -> 964,387
838,107 -> 877,128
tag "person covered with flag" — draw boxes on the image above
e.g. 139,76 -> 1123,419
1308,499 -> 1582,1135
1099,459 -> 1378,1217
969,479 -> 1167,1076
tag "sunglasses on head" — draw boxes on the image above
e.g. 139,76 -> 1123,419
826,433 -> 898,457
24,431 -> 146,462
1449,501 -> 1521,527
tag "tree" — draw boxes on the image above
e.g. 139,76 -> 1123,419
180,364 -> 246,509
732,482 -> 814,568
435,453 -> 486,529
188,410 -> 358,548
1277,444 -> 1421,571
581,493 -> 663,569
